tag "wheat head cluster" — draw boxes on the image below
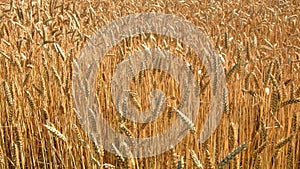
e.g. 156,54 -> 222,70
0,0 -> 299,168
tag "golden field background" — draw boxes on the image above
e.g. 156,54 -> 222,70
0,0 -> 299,168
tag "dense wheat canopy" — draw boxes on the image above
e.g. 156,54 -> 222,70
0,0 -> 299,168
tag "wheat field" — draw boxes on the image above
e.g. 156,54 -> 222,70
0,0 -> 299,168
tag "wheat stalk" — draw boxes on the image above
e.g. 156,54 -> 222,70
286,143 -> 293,169
274,134 -> 294,149
254,155 -> 262,169
127,91 -> 142,111
242,88 -> 257,97
111,143 -> 125,165
228,122 -> 237,150
226,63 -> 238,81
252,141 -> 268,160
44,124 -> 67,142
291,112 -> 297,133
264,62 -> 273,85
260,120 -> 267,142
204,149 -> 214,169
281,98 -> 300,107
90,133 -> 104,160
271,85 -> 280,113
172,108 -> 196,133
11,142 -> 20,168
23,70 -> 31,86
223,88 -> 229,114
189,149 -> 203,169
3,80 -> 14,107
217,142 -> 249,168
25,90 -> 36,111
51,66 -> 62,86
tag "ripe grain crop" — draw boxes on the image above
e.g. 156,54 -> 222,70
0,0 -> 299,168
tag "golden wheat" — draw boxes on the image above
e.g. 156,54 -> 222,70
0,0 -> 299,168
